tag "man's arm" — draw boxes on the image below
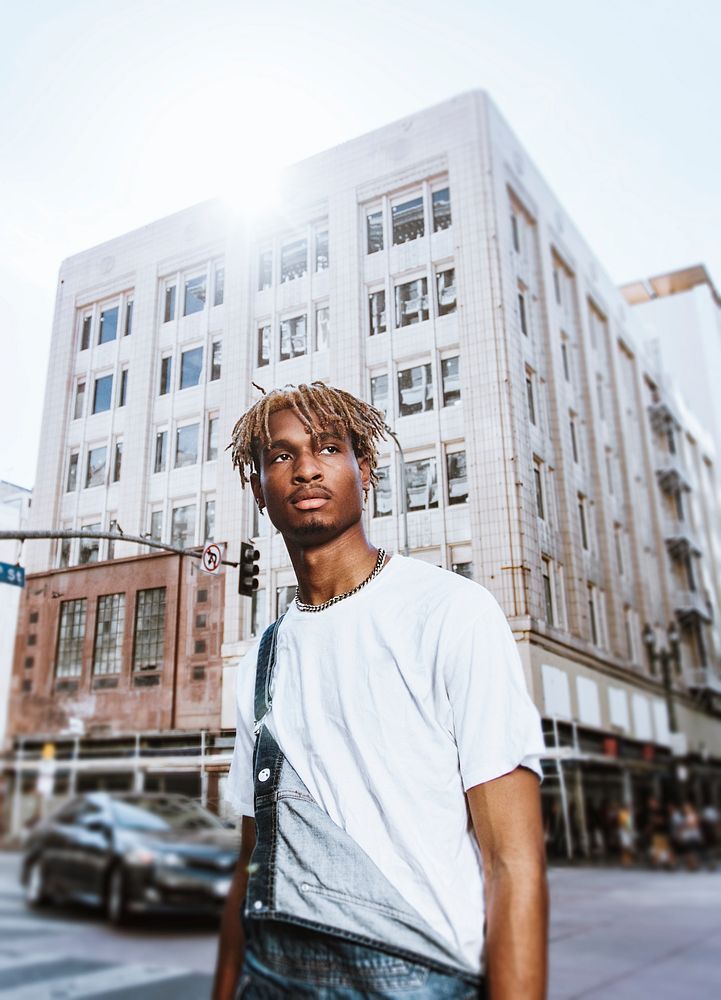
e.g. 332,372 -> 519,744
212,815 -> 257,1000
467,767 -> 548,1000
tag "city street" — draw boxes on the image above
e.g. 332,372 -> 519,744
1,851 -> 720,998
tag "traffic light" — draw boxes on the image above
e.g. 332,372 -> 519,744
238,542 -> 260,597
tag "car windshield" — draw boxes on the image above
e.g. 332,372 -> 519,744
111,797 -> 223,832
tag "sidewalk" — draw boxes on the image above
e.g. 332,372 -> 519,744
549,866 -> 721,999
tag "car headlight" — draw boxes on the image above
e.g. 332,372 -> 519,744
124,847 -> 158,866
159,851 -> 184,868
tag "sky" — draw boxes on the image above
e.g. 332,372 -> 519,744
2,0 -> 720,490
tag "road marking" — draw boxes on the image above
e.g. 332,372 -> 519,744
0,915 -> 85,934
0,952 -> 65,973
0,962 -> 188,999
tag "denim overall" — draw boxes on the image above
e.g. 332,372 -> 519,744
237,617 -> 485,999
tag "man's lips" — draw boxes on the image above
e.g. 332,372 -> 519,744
289,489 -> 332,510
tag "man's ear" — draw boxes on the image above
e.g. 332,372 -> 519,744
250,471 -> 265,510
358,455 -> 371,492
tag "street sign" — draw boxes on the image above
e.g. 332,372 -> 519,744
201,542 -> 224,575
0,561 -> 24,588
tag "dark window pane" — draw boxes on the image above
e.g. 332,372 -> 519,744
366,210 -> 383,253
258,325 -> 271,367
164,285 -> 176,322
534,467 -> 544,518
206,417 -> 218,461
276,585 -> 296,617
526,378 -> 536,425
180,347 -> 203,389
404,458 -> 438,511
210,341 -> 222,381
66,453 -> 79,492
280,239 -> 307,283
370,374 -> 388,416
74,381 -> 85,420
150,510 -> 163,542
204,499 -> 215,542
93,374 -> 113,414
441,356 -> 461,407
447,451 -> 468,505
518,292 -> 528,336
93,593 -> 125,675
171,505 -> 196,548
373,466 -> 392,517
395,278 -> 429,327
369,290 -> 386,336
81,315 -> 92,351
55,599 -> 86,677
125,300 -> 134,336
315,308 -> 329,351
118,368 -> 128,407
392,196 -> 424,244
159,356 -> 172,395
432,188 -> 452,232
133,588 -> 166,671
154,431 -> 167,473
543,566 -> 554,625
86,447 -> 107,488
214,264 -> 224,306
79,524 -> 101,564
184,276 -> 207,315
98,307 -> 119,344
175,424 -> 199,467
453,562 -> 473,580
280,315 -> 307,360
315,230 -> 329,271
436,268 -> 456,316
113,441 -> 123,482
397,364 -> 433,416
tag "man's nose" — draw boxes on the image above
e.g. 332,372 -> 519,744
292,450 -> 323,482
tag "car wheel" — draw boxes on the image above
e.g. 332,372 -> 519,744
105,865 -> 128,926
25,859 -> 49,908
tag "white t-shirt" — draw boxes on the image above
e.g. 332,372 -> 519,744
226,554 -> 545,972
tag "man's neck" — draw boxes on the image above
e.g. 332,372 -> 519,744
286,527 -> 379,606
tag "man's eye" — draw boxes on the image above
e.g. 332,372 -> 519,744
321,445 -> 340,454
271,452 -> 291,463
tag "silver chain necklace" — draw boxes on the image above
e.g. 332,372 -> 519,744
295,548 -> 387,613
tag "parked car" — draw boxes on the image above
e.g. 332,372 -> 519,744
21,792 -> 240,923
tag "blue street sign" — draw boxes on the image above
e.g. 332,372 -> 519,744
0,562 -> 25,588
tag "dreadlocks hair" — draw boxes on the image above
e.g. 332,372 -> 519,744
228,381 -> 387,488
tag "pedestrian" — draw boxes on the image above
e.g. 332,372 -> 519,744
643,796 -> 674,870
213,383 -> 548,999
700,801 -> 719,869
617,803 -> 636,867
678,801 -> 704,871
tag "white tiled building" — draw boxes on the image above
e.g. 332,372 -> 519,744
19,91 -> 721,851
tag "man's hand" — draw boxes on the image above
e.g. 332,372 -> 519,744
467,767 -> 548,1000
212,816 -> 257,1000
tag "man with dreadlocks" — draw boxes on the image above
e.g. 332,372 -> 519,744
213,382 -> 547,1000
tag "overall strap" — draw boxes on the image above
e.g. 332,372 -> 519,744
253,614 -> 285,734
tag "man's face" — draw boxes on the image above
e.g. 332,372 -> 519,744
251,407 -> 370,546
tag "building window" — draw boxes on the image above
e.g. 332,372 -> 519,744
175,424 -> 199,467
526,374 -> 536,425
441,356 -> 461,406
154,430 -> 167,473
73,380 -> 86,420
258,324 -> 271,367
93,594 -> 125,675
55,599 -> 86,678
596,376 -> 605,421
258,249 -> 272,290
207,416 -> 218,461
124,299 -> 134,336
518,291 -> 528,336
251,589 -> 268,638
315,307 -> 330,352
59,536 -> 71,567
98,306 -> 119,345
107,518 -> 118,560
366,209 -> 384,254
542,559 -> 554,625
452,562 -> 473,580
133,587 -> 166,671
171,504 -> 196,548
92,374 -> 113,414
209,340 -> 222,381
373,466 -> 392,517
370,373 -> 388,415
432,187 -> 452,232
614,524 -> 624,575
280,238 -> 307,282
578,494 -> 589,550
197,589 -> 208,603
447,451 -> 468,505
534,461 -> 545,519
159,355 -> 173,395
86,446 -> 107,488
587,584 -> 598,645
569,415 -> 579,463
66,452 -> 79,492
81,315 -> 92,351
392,194 -> 424,244
404,457 -> 438,511
180,346 -> 203,389
277,585 -> 296,617
395,278 -> 429,327
553,267 -> 562,306
118,367 -> 128,407
150,510 -> 163,542
79,524 -> 101,564
280,314 -> 307,360
184,275 -> 207,316
164,285 -> 176,322
214,263 -> 225,306
398,363 -> 433,416
315,229 -> 329,271
112,440 -> 123,482
369,289 -> 386,336
561,339 -> 570,381
436,267 -> 456,316
510,211 -> 520,253
204,499 -> 215,543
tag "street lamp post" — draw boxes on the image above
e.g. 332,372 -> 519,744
642,622 -> 680,734
383,425 -> 409,557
